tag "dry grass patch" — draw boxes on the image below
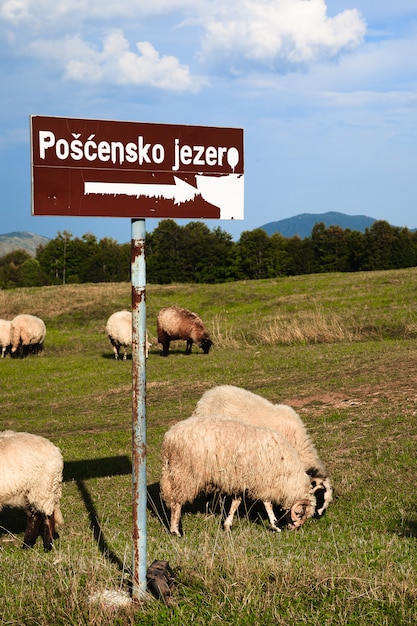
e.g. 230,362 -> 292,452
255,308 -> 356,345
0,282 -> 131,320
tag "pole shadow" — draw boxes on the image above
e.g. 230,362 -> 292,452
64,456 -> 133,573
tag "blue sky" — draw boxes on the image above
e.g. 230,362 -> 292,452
1,0 -> 417,243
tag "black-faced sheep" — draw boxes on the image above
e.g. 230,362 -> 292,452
157,306 -> 212,356
10,314 -> 46,358
192,385 -> 332,518
106,310 -> 151,360
0,431 -> 64,550
0,319 -> 11,358
160,415 -> 316,536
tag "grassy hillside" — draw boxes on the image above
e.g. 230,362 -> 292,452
1,268 -> 417,624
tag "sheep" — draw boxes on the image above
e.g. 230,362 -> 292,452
0,430 -> 64,551
105,310 -> 151,360
160,414 -> 316,536
10,314 -> 46,358
0,319 -> 11,358
192,385 -> 332,518
157,306 -> 212,356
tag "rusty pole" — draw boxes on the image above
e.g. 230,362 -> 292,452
131,218 -> 147,600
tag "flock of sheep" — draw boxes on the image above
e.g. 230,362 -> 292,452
0,304 -> 332,551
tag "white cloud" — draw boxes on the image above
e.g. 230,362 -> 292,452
1,0 -> 369,93
198,0 -> 366,67
28,30 -> 207,92
0,0 -> 32,24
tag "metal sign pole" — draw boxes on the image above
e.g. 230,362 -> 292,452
131,218 -> 147,600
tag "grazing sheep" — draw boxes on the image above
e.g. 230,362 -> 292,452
106,310 -> 151,360
0,431 -> 64,550
106,310 -> 132,360
157,306 -> 212,356
193,385 -> 332,517
0,319 -> 11,358
160,415 -> 316,536
10,314 -> 46,358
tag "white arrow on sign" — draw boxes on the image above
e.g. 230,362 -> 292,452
84,174 -> 244,219
85,176 -> 197,206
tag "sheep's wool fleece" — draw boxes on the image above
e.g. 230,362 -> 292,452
10,314 -> 46,348
160,415 -> 312,511
106,310 -> 132,346
157,307 -> 208,341
0,431 -> 63,521
193,385 -> 326,475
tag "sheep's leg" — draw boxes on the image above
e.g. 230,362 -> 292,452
263,501 -> 282,532
110,339 -> 119,360
185,339 -> 193,354
42,513 -> 55,551
223,497 -> 241,531
23,512 -> 43,549
161,335 -> 170,356
169,503 -> 182,537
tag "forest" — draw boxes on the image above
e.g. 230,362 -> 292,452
1,218 -> 417,288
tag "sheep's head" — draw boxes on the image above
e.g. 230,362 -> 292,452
310,476 -> 333,518
200,338 -> 213,354
287,498 -> 315,530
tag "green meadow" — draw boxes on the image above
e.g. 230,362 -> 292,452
1,267 -> 417,625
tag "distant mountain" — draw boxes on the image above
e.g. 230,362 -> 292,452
0,231 -> 50,258
260,211 -> 377,239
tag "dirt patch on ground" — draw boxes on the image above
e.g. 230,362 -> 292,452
286,380 -> 417,416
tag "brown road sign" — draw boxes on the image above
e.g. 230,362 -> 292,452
30,115 -> 244,220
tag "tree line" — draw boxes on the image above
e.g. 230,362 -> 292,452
1,219 -> 417,289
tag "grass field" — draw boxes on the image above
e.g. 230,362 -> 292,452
1,268 -> 417,624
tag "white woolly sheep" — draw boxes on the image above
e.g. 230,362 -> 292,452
157,306 -> 212,356
193,385 -> 332,518
106,310 -> 151,360
10,314 -> 46,358
0,319 -> 11,358
160,414 -> 316,536
0,430 -> 64,550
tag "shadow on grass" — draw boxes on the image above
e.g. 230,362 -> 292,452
0,508 -> 27,540
0,461 -> 289,558
100,352 -> 132,360
146,481 -> 289,534
389,513 -> 417,538
64,456 -> 133,573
